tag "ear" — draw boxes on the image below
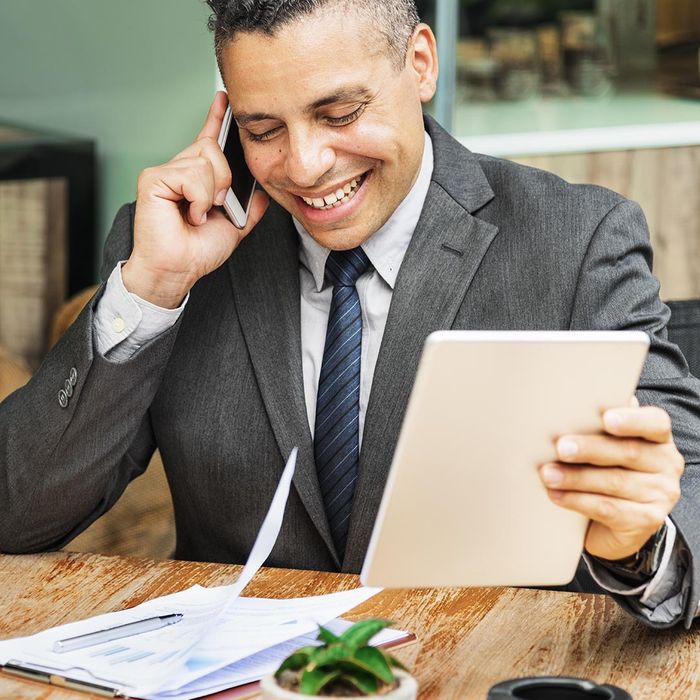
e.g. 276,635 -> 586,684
407,23 -> 438,103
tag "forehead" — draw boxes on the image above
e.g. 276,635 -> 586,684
220,8 -> 390,110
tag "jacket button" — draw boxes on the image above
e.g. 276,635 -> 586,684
69,367 -> 78,386
64,379 -> 73,398
58,389 -> 68,408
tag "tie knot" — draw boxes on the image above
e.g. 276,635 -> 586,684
325,247 -> 371,288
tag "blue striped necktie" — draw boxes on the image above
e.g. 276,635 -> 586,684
314,246 -> 371,560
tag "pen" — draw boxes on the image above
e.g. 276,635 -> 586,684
52,613 -> 183,653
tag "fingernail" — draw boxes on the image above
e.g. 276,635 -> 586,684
557,438 -> 578,459
200,213 -> 207,225
215,189 -> 227,205
605,410 -> 622,431
542,464 -> 564,485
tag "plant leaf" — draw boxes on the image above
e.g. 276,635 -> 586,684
275,646 -> 316,676
340,619 -> 392,651
383,648 -> 408,672
317,625 -> 340,645
338,669 -> 380,695
299,668 -> 342,695
339,647 -> 394,684
308,642 -> 350,669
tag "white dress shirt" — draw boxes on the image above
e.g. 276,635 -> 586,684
294,132 -> 433,443
92,131 -> 687,624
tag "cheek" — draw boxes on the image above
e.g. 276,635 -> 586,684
245,147 -> 282,186
334,121 -> 404,164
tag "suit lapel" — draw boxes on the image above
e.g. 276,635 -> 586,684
343,118 -> 500,571
228,205 -> 340,567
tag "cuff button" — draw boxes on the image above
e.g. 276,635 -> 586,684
64,379 -> 73,398
69,367 -> 78,386
58,389 -> 68,408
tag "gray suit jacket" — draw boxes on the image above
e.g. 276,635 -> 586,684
2,117 -> 699,627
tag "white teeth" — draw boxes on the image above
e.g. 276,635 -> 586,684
303,174 -> 364,210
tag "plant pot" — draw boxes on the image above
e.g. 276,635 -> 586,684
259,669 -> 418,699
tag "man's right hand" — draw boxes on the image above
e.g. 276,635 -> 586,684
122,91 -> 269,308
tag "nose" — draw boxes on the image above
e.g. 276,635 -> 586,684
284,126 -> 336,188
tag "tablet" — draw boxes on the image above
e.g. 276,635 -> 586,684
360,330 -> 650,588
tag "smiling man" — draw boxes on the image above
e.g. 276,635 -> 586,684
1,0 -> 700,630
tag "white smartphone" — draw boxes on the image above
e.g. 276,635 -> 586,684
217,104 -> 257,228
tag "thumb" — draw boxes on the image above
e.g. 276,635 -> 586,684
239,190 -> 270,240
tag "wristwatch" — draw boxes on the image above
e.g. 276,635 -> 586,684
597,523 -> 668,584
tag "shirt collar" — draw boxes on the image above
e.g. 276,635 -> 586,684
295,131 -> 434,292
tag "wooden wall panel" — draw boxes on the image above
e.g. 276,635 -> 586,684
512,146 -> 700,300
0,178 -> 67,369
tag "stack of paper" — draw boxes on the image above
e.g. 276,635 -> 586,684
0,584 -> 394,699
0,450 -> 408,699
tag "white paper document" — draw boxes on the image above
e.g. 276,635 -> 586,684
0,449 -> 384,699
156,617 -> 409,700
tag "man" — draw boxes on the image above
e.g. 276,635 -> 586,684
1,0 -> 699,628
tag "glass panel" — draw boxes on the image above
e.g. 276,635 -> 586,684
415,0 -> 700,148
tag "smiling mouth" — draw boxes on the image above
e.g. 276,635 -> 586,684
299,173 -> 366,210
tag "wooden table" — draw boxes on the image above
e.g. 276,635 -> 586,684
0,552 -> 696,699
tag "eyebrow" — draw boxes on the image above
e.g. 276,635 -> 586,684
234,86 -> 373,127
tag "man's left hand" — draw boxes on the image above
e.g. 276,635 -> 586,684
539,402 -> 684,561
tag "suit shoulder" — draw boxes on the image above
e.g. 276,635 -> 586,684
473,152 -> 626,216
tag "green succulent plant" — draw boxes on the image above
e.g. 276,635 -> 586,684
274,619 -> 407,696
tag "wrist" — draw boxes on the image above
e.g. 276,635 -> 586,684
121,259 -> 192,309
597,523 -> 668,581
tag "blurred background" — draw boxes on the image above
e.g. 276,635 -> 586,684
1,0 -> 699,558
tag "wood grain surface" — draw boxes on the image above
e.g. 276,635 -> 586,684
0,552 -> 697,699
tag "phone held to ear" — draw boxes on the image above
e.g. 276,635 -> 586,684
217,104 -> 257,228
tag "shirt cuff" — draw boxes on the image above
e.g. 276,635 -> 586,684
583,518 -> 676,598
584,518 -> 689,625
93,261 -> 187,361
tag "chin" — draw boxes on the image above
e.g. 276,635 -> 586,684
305,225 -> 372,251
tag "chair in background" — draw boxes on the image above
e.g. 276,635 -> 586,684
666,299 -> 700,379
0,346 -> 30,400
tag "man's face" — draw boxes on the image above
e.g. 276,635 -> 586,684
220,7 -> 436,250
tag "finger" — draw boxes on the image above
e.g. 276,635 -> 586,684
140,158 -> 215,226
540,462 -> 679,504
196,91 -> 229,142
602,405 -> 672,444
546,489 -> 667,536
171,157 -> 216,226
173,137 -> 232,206
556,433 -> 672,473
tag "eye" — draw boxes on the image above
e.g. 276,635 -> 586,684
325,103 -> 366,127
246,126 -> 283,142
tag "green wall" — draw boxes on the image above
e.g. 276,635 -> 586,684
0,0 -> 215,278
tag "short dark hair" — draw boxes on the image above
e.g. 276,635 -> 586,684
205,0 -> 420,71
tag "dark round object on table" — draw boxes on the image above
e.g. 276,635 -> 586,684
487,676 -> 632,700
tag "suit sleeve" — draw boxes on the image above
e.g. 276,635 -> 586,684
569,197 -> 700,628
0,202 -> 181,553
